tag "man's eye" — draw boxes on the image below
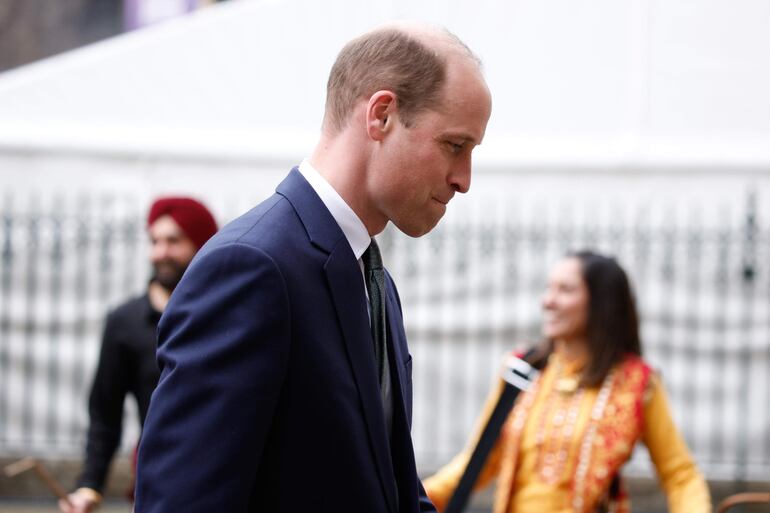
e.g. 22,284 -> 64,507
447,141 -> 463,153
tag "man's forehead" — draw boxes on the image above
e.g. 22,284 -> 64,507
149,215 -> 186,237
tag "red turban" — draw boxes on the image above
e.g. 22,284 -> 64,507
147,197 -> 218,250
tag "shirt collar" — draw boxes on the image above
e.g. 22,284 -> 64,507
298,158 -> 371,260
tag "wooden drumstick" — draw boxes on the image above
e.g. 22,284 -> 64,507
3,457 -> 72,507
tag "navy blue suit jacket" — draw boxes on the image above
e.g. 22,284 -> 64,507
135,169 -> 436,513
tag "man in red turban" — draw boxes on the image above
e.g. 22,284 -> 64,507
145,197 -> 218,291
60,197 -> 217,513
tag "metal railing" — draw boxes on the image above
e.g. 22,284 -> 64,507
379,185 -> 770,482
1,180 -> 768,483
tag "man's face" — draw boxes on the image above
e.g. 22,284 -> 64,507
367,57 -> 492,237
148,215 -> 198,290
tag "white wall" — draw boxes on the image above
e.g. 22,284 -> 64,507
0,0 -> 768,167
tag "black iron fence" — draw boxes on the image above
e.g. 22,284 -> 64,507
379,184 -> 770,482
0,194 -> 147,454
1,180 -> 769,483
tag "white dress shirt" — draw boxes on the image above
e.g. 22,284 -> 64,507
298,159 -> 372,285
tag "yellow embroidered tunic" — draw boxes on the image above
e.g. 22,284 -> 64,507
424,351 -> 711,513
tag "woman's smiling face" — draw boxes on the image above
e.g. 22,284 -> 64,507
541,257 -> 590,343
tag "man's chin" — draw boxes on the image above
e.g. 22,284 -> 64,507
154,272 -> 184,291
393,216 -> 441,238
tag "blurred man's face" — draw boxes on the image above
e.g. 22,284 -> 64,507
148,215 -> 198,290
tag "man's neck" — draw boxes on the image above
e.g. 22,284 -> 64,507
148,280 -> 172,313
310,122 -> 386,236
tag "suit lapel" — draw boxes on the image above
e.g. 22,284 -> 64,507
325,246 -> 399,513
277,169 -> 398,513
384,279 -> 409,412
383,276 -> 420,511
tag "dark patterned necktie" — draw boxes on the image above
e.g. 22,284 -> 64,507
363,238 -> 393,437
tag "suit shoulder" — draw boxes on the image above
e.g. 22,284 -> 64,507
205,194 -> 303,252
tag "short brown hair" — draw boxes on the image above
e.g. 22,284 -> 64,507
323,28 -> 457,132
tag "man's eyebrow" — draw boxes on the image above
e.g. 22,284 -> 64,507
443,131 -> 480,145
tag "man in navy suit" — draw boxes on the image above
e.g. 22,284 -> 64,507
134,22 -> 491,513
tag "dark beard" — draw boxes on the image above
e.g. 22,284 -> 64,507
152,261 -> 189,291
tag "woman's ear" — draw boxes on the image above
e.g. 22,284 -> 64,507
366,90 -> 397,141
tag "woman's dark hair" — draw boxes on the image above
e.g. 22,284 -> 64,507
526,250 -> 642,387
573,250 -> 642,386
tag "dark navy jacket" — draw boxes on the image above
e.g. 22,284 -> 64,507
135,169 -> 436,513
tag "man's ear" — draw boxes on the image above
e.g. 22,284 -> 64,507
366,90 -> 397,141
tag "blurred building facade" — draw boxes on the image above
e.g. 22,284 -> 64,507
0,0 -> 222,72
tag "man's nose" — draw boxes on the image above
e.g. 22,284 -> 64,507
151,242 -> 169,262
450,157 -> 472,194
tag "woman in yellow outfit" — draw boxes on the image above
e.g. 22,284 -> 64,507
424,251 -> 711,513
